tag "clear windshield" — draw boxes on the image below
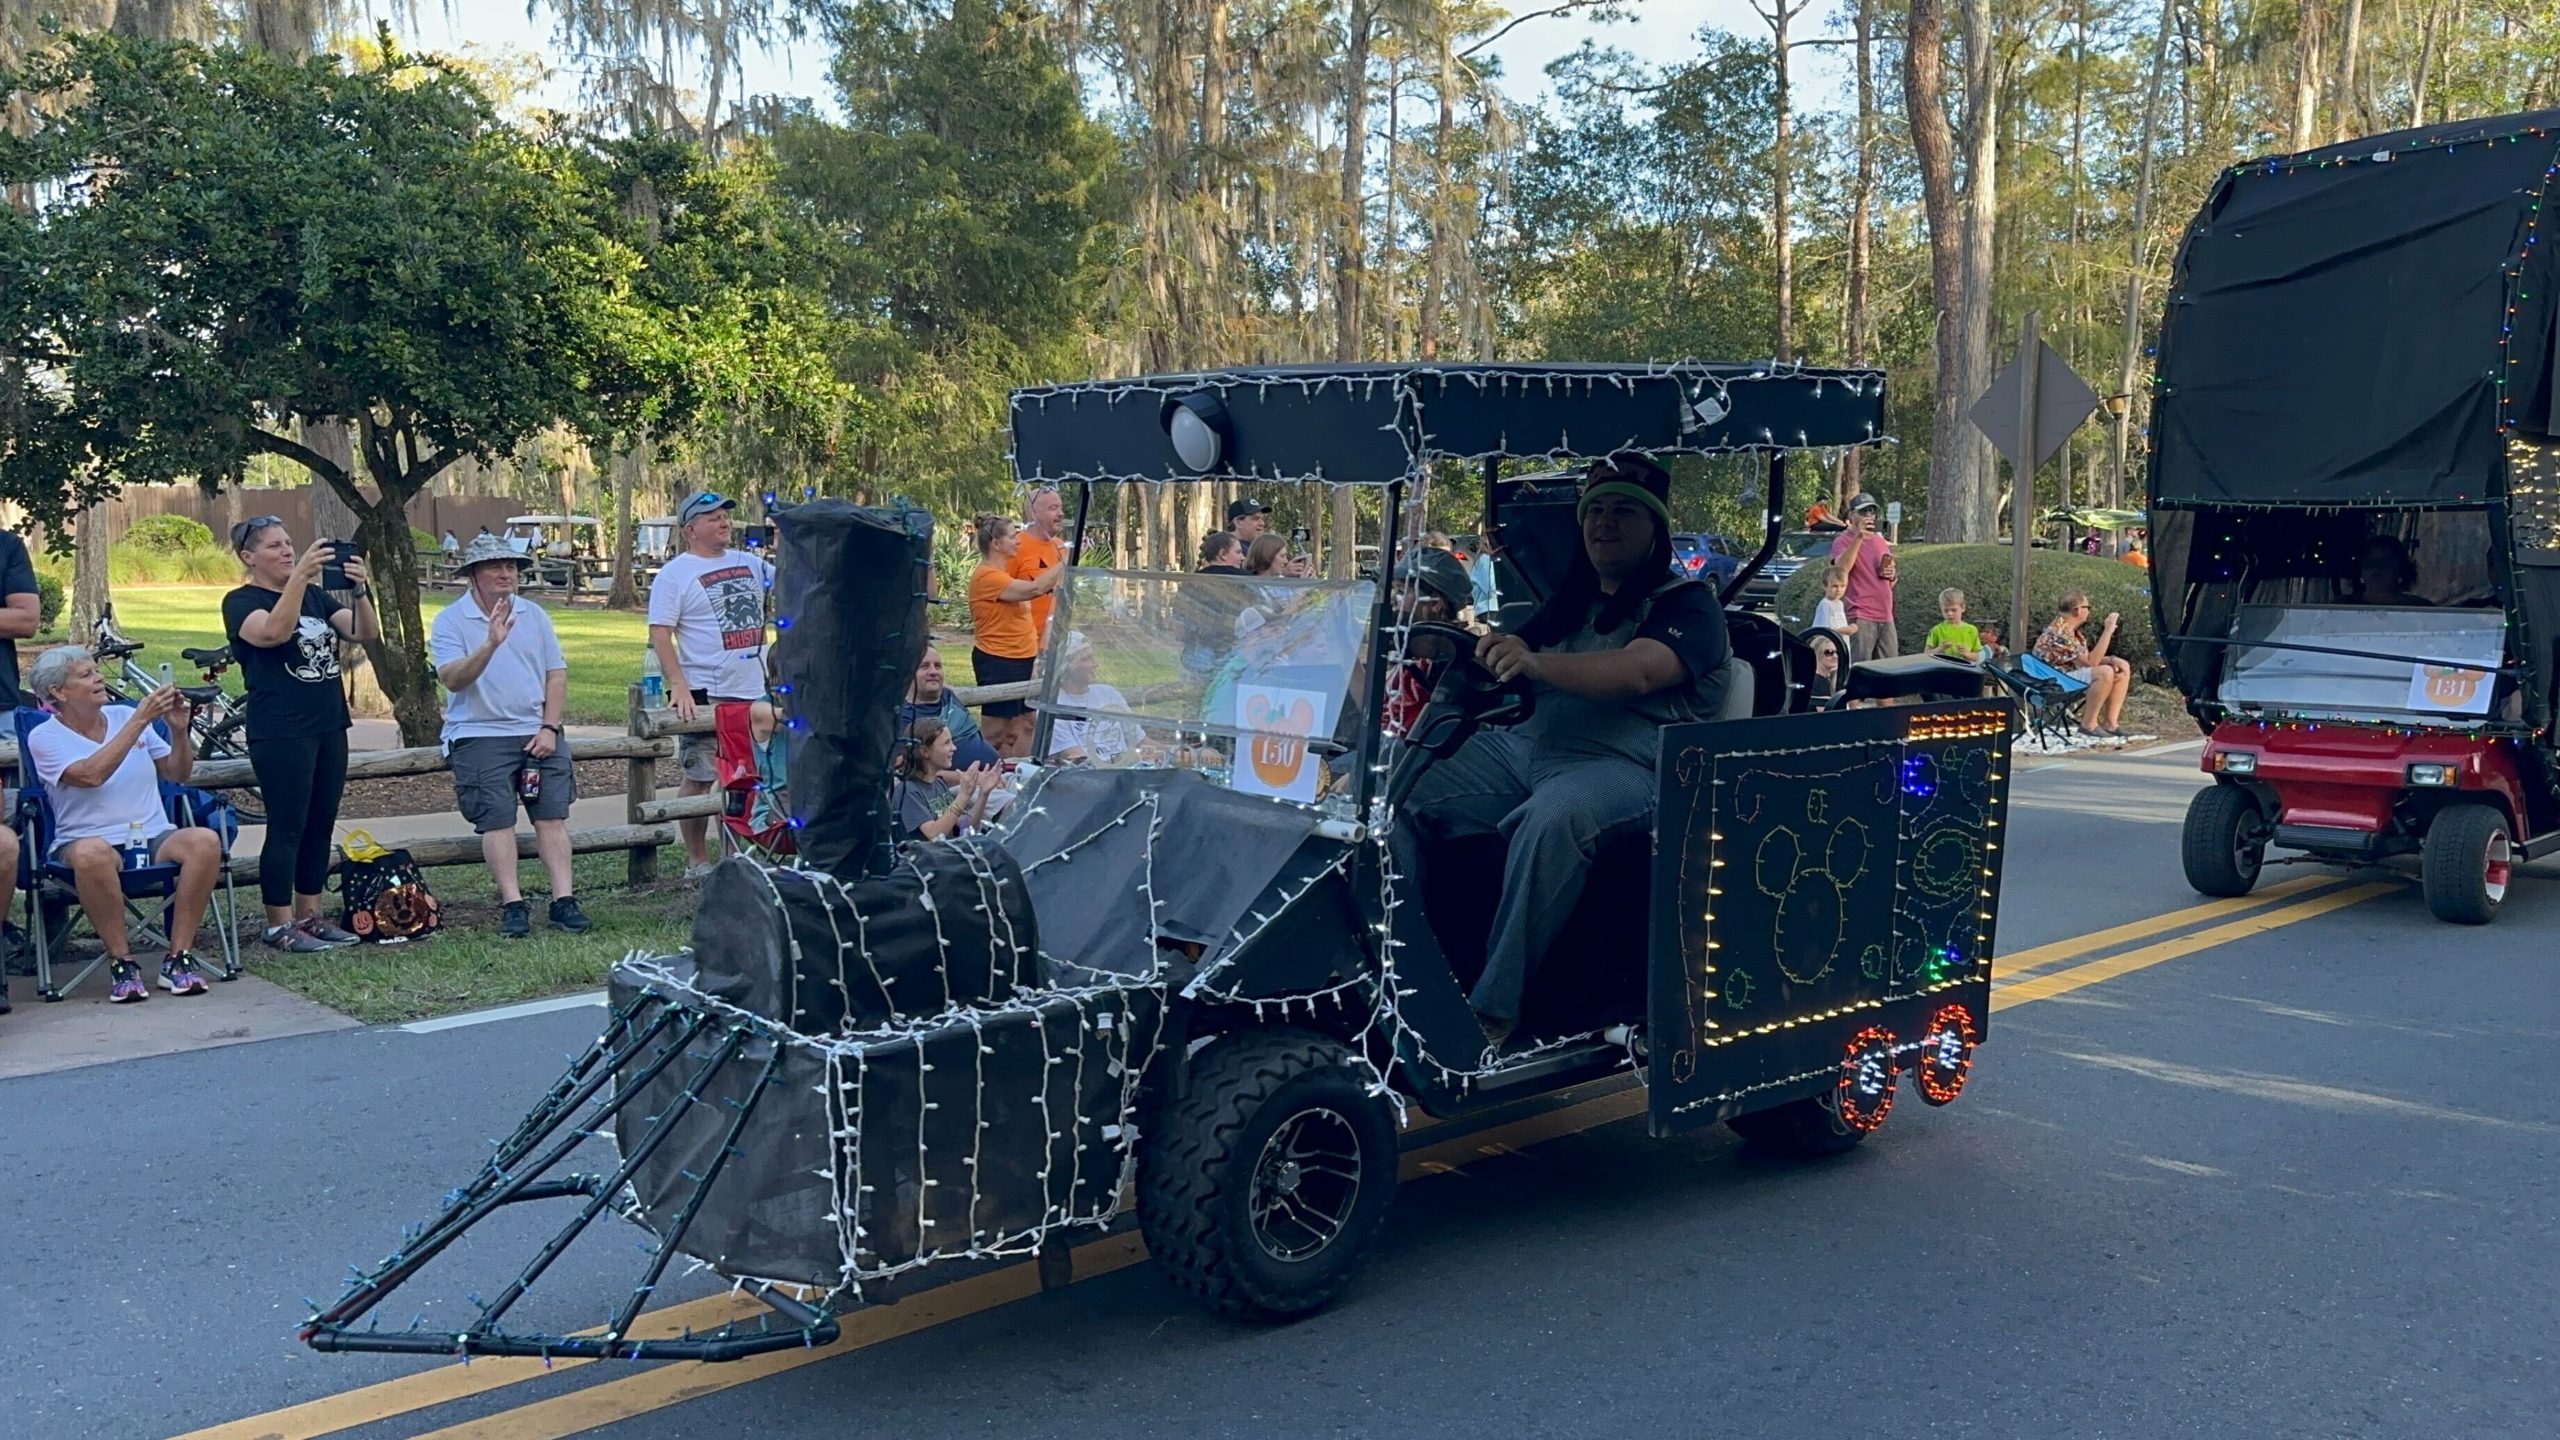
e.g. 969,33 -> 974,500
2219,604 -> 2507,723
1035,567 -> 1377,799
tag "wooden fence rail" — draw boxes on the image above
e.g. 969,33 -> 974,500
1,675 -> 1037,885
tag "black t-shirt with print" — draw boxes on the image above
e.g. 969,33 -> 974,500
0,531 -> 37,711
222,584 -> 351,739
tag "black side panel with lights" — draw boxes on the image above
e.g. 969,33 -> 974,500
1645,699 -> 2013,1137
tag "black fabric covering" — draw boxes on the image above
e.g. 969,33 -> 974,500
772,499 -> 934,879
687,847 -> 1039,1034
2152,113 -> 2560,507
997,766 -> 1331,979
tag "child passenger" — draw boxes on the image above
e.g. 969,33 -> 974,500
1810,565 -> 1855,639
1924,588 -> 1987,661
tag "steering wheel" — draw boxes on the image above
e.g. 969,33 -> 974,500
1383,622 -> 1535,812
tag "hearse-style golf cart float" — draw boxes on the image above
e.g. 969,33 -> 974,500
2152,110 -> 2560,923
302,361 -> 2015,1361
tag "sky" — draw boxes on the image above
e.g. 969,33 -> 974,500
404,0 -> 1852,121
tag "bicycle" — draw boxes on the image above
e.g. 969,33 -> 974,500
90,603 -> 264,824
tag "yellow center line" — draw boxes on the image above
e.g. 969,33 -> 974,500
177,879 -> 2397,1440
1991,874 -> 2345,980
1993,881 -> 2399,1010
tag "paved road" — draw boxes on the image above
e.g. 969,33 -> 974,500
6,741 -> 2556,1440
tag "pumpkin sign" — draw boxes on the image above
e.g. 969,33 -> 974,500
2408,661 -> 2495,715
1233,684 -> 1328,802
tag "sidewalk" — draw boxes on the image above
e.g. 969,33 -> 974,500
0,971 -> 356,1080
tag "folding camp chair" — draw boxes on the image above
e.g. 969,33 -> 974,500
713,701 -> 797,863
1983,653 -> 2090,748
12,707 -> 244,1002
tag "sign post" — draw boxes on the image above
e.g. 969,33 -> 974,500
1971,316 -> 2100,665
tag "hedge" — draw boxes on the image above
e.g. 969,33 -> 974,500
1770,541 -> 2163,680
35,572 -> 64,629
127,515 -> 217,553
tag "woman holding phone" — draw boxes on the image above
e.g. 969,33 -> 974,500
224,518 -> 380,952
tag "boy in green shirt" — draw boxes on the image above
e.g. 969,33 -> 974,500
1923,587 -> 1986,661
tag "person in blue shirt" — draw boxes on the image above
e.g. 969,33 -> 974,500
898,645 -> 1001,772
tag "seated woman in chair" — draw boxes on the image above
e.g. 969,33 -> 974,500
1405,452 -> 1733,1049
23,646 -> 225,1003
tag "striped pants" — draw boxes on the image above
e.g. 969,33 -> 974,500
1403,729 -> 1655,1025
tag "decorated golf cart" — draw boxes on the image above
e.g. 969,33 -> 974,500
2151,110 -> 2560,923
302,361 -> 2015,1361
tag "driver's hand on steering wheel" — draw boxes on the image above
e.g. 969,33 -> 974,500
1476,632 -> 1541,685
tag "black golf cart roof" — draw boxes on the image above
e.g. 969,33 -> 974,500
1009,361 -> 1887,487
2151,109 -> 2560,511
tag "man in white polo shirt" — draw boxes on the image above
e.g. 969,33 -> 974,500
432,534 -> 590,939
647,490 -> 773,876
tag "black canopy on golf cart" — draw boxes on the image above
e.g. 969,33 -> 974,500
2148,109 -> 2560,728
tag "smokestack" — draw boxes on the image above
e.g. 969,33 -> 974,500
770,499 -> 934,878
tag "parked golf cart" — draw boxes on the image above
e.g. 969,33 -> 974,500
2151,109 -> 2560,924
501,514 -> 605,591
302,361 -> 2015,1361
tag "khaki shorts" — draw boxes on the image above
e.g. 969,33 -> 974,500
451,735 -> 576,833
1849,619 -> 1899,664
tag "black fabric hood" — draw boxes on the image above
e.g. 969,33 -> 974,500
2150,111 -> 2560,508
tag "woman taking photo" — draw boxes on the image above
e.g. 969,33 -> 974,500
224,518 -> 379,953
2031,590 -> 2133,738
967,514 -> 1063,757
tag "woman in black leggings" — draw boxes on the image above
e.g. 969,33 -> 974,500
224,517 -> 378,952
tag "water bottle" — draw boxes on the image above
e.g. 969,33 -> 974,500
640,649 -> 667,709
123,821 -> 149,871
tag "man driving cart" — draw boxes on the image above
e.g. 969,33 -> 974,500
1406,452 -> 1733,1048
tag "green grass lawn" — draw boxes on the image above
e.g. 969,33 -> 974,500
246,852 -> 694,1023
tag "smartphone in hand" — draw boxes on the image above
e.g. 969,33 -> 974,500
320,538 -> 365,590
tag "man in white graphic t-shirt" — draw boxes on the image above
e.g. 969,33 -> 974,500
647,491 -> 775,876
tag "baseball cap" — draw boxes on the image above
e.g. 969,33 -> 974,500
1848,492 -> 1882,514
1397,547 -> 1473,611
1227,498 -> 1271,525
677,491 -> 737,526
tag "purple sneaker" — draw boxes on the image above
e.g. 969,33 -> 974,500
159,952 -> 210,996
107,960 -> 149,1004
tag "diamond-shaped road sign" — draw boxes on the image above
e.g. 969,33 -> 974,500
1970,340 -> 2101,474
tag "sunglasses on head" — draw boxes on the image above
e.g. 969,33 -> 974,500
230,516 -> 284,550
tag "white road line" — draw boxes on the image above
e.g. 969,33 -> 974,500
400,990 -> 605,1034
2020,736 -> 2204,774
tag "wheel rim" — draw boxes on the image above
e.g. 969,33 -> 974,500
2230,801 -> 2266,878
1832,1026 -> 1900,1133
1916,1003 -> 1979,1106
2484,826 -> 2513,906
1248,1107 -> 1364,1264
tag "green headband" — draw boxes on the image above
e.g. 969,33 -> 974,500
1578,479 -> 1671,529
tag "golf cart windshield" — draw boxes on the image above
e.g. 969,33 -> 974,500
2219,603 -> 2506,724
1037,568 -> 1375,800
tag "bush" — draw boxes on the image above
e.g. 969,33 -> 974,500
106,540 -> 238,585
35,572 -> 64,630
411,527 -> 440,554
126,515 -> 217,553
1772,541 -> 2162,680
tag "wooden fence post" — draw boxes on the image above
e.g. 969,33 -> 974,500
627,682 -> 659,885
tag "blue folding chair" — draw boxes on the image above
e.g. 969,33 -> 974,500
11,707 -> 244,1001
1984,653 -> 2090,747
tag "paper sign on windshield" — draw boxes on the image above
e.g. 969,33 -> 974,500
1230,683 -> 1326,803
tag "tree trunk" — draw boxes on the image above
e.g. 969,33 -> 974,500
1419,28 -> 1455,360
1761,0 -> 1806,364
1843,0 -> 1875,509
1331,487 -> 1358,579
349,492 -> 442,747
69,503 -> 108,645
2333,0 -> 2366,140
2293,0 -> 2324,151
2109,0 -> 2178,508
1334,0 -> 1374,363
1957,0 -> 2000,539
1905,0 -> 1974,541
305,418 -> 394,722
608,442 -> 644,609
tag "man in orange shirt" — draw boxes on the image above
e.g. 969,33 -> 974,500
1010,486 -> 1069,649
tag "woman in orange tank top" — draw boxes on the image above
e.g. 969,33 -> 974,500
967,514 -> 1062,757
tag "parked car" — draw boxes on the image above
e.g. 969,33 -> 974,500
1739,528 -> 1840,610
1671,532 -> 1747,590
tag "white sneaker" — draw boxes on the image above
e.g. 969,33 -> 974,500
683,861 -> 718,880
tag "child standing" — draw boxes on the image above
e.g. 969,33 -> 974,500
1811,565 -> 1855,639
1924,587 -> 1987,661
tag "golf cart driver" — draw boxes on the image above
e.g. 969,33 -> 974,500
1404,452 -> 1732,1048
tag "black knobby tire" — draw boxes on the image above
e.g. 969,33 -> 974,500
2182,784 -> 2266,898
1725,1093 -> 1867,1158
1138,1028 -> 1398,1321
2422,803 -> 2511,926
